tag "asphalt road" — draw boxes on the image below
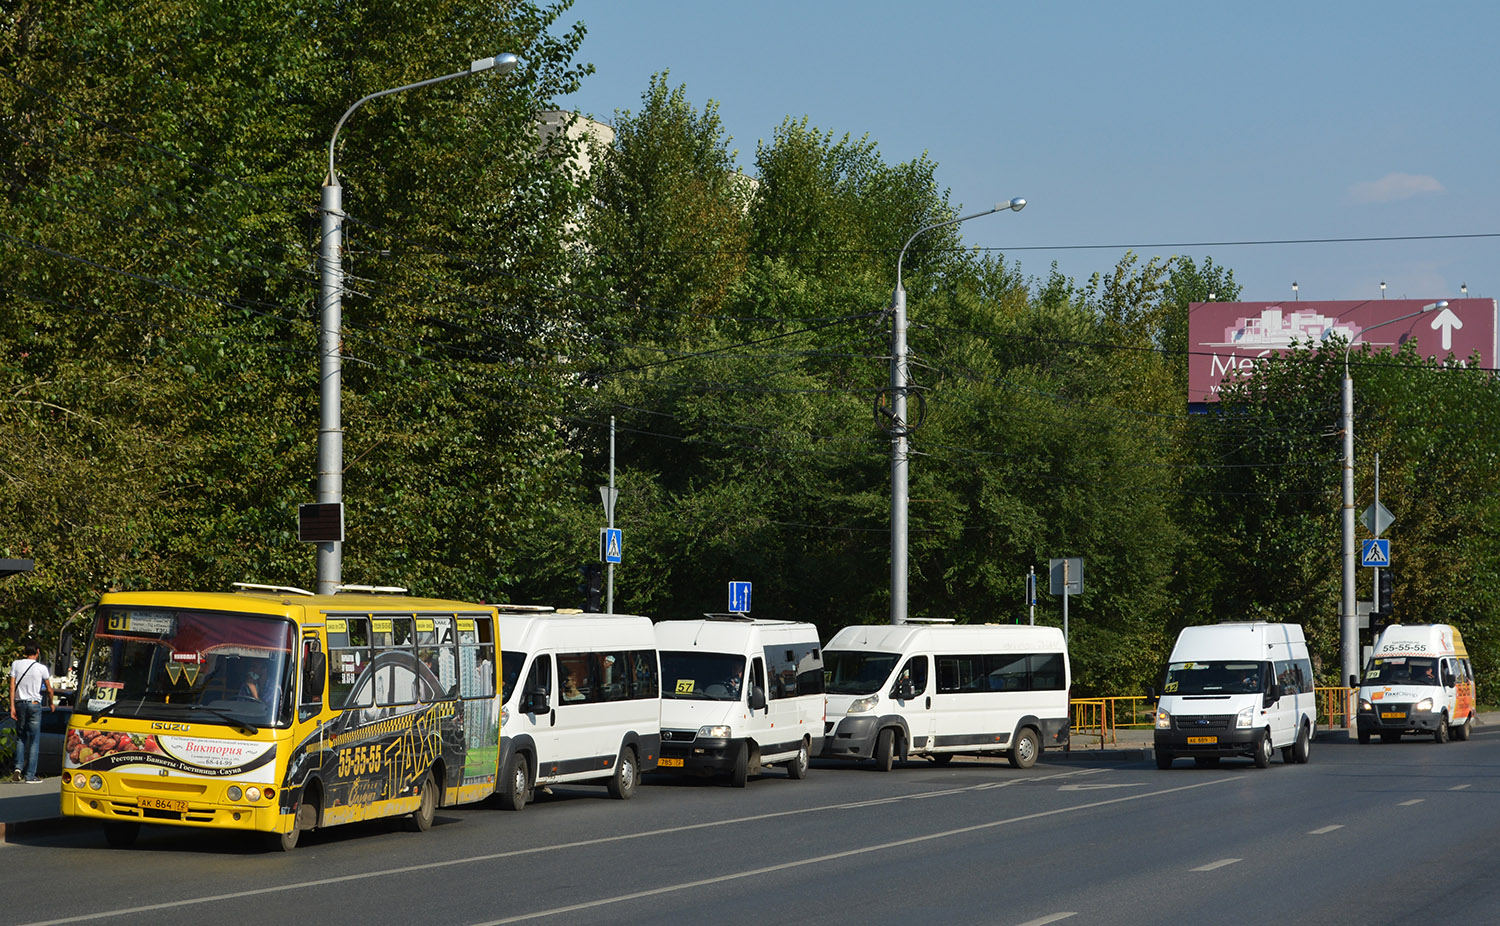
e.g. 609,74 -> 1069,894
8,728 -> 1500,926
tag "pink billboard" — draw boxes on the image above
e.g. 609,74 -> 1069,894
1187,298 -> 1498,403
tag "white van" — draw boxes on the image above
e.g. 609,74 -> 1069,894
654,616 -> 824,787
496,609 -> 661,810
1153,621 -> 1316,769
1355,623 -> 1477,744
821,622 -> 1070,770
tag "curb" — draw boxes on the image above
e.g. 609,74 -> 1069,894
1,817 -> 79,842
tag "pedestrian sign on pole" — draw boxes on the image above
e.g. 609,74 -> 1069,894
1360,538 -> 1390,568
600,528 -> 623,564
728,581 -> 752,614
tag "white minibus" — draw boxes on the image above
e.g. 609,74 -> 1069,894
821,621 -> 1071,770
1153,621 -> 1315,769
1355,623 -> 1477,744
496,609 -> 660,810
654,616 -> 824,787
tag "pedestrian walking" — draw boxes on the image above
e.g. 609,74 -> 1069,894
10,639 -> 56,783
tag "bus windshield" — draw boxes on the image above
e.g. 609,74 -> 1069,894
81,606 -> 298,728
824,651 -> 899,695
660,651 -> 746,701
1163,661 -> 1264,696
1364,656 -> 1439,686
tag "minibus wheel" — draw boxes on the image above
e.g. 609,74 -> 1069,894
784,737 -> 810,780
730,742 -> 750,788
607,746 -> 638,800
104,821 -> 139,849
930,753 -> 953,766
1252,731 -> 1272,768
1155,751 -> 1174,770
1454,716 -> 1472,741
874,728 -> 896,772
500,754 -> 530,811
1292,722 -> 1311,764
1358,728 -> 1371,745
1434,714 -> 1450,744
1008,727 -> 1040,769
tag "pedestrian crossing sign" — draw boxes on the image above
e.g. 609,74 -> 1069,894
1360,538 -> 1390,568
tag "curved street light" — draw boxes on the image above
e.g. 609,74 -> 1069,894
888,198 -> 1026,625
1339,300 -> 1447,706
316,54 -> 519,593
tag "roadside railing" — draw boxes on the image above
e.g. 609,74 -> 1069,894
1069,696 -> 1153,747
1072,688 -> 1354,746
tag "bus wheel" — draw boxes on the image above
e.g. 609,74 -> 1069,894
104,821 -> 139,849
931,753 -> 953,766
730,742 -> 750,789
607,746 -> 637,800
1253,731 -> 1273,768
1434,714 -> 1450,744
500,754 -> 530,811
1454,716 -> 1472,741
874,728 -> 896,772
405,774 -> 435,832
269,820 -> 300,852
1008,727 -> 1040,769
784,737 -> 810,780
1357,728 -> 1371,745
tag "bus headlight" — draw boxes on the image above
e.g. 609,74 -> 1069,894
1236,706 -> 1255,729
1414,698 -> 1434,713
72,774 -> 87,789
1155,709 -> 1171,730
1359,698 -> 1373,712
246,787 -> 262,802
89,775 -> 104,791
226,786 -> 243,802
697,725 -> 732,739
847,695 -> 878,714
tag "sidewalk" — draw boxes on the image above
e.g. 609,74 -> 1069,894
0,775 -> 70,840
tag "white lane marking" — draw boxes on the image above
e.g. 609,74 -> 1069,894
470,779 -> 1239,925
1191,858 -> 1241,871
1058,783 -> 1141,791
1309,824 -> 1344,835
1450,784 -> 1471,791
1017,914 -> 1077,926
1398,799 -> 1425,806
20,773 -> 1231,926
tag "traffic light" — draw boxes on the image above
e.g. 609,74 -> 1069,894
1376,570 -> 1393,617
583,563 -> 603,613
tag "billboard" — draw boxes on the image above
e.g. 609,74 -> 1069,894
1187,298 -> 1498,404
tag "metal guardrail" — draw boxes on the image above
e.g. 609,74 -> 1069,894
1071,687 -> 1355,746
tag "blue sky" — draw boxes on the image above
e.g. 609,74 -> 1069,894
553,1 -> 1496,303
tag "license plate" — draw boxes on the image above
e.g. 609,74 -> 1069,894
1186,736 -> 1217,745
1381,712 -> 1406,720
137,796 -> 188,813
657,757 -> 684,768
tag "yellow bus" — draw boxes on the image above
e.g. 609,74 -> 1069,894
61,584 -> 501,850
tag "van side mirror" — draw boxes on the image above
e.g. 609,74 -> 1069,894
524,685 -> 549,713
1348,674 -> 1359,690
1143,685 -> 1157,702
1262,684 -> 1279,708
1442,669 -> 1456,688
893,679 -> 915,700
748,687 -> 767,711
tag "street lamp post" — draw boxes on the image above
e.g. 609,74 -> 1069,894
1340,300 -> 1447,704
887,198 -> 1026,624
316,53 -> 518,594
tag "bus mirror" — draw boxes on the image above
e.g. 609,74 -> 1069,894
893,679 -> 915,700
304,651 -> 326,699
1348,674 -> 1359,690
1442,669 -> 1456,688
748,687 -> 767,711
1144,685 -> 1157,702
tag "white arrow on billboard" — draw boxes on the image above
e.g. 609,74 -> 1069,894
1431,305 -> 1463,351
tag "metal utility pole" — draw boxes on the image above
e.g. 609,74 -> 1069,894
886,198 -> 1026,624
314,53 -> 518,593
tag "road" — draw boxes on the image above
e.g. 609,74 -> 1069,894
9,728 -> 1500,926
